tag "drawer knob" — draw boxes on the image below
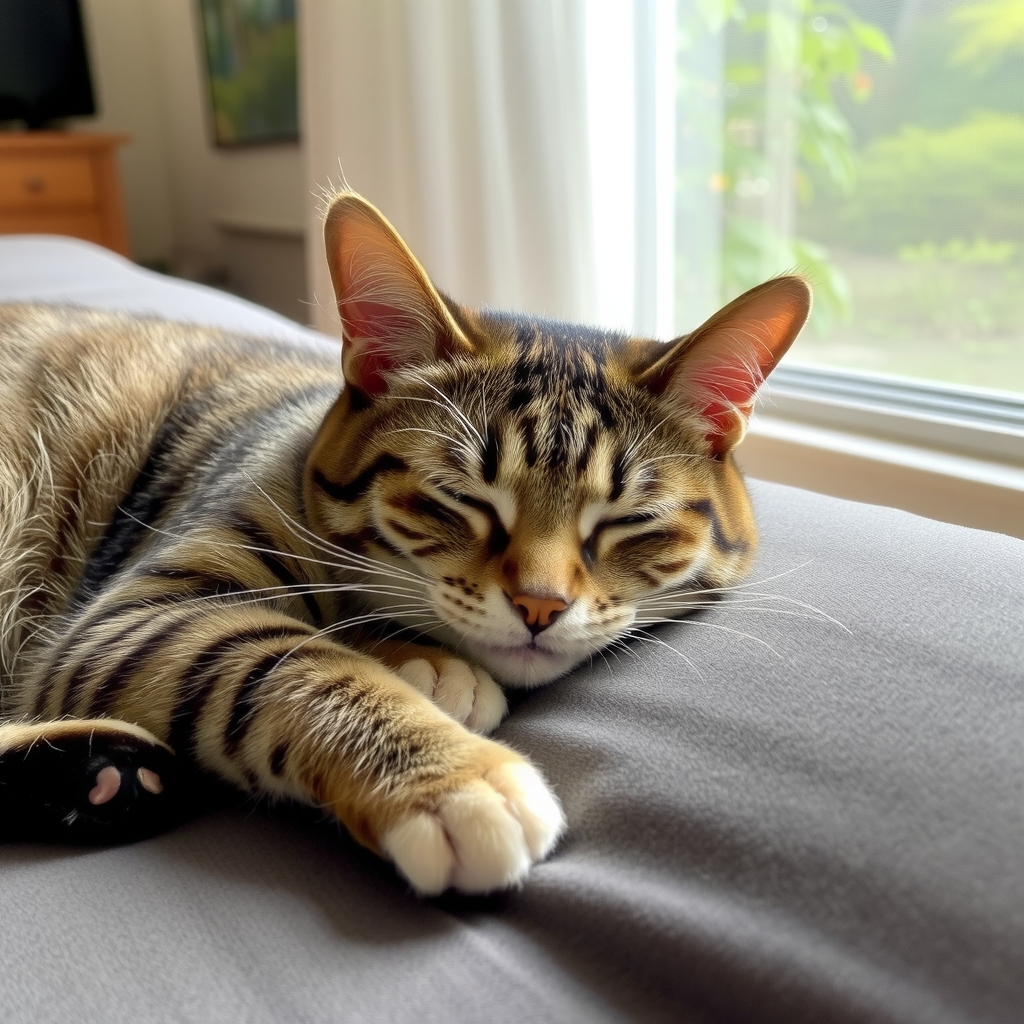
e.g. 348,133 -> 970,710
24,176 -> 47,194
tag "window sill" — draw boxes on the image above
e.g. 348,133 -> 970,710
739,414 -> 1024,541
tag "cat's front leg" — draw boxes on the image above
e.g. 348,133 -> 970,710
356,639 -> 507,734
204,640 -> 563,894
35,599 -> 563,894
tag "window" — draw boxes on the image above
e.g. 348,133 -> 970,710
586,0 -> 1024,400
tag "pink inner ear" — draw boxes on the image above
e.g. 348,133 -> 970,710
702,400 -> 754,455
340,298 -> 415,396
346,345 -> 392,396
342,299 -> 405,339
701,398 -> 755,456
691,341 -> 777,454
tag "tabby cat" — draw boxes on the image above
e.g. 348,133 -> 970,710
0,193 -> 810,894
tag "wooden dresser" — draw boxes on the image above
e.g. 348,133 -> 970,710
0,132 -> 131,257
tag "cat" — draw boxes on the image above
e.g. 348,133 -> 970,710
0,192 -> 810,894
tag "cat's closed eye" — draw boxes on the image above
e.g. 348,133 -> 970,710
582,511 -> 661,563
436,488 -> 512,555
598,511 -> 660,530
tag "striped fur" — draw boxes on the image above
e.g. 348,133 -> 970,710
0,193 -> 810,893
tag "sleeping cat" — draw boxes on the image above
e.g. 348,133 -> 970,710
0,192 -> 810,894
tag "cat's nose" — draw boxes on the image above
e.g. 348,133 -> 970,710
510,593 -> 569,635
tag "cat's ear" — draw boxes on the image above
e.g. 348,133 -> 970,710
323,193 -> 474,398
637,276 -> 811,456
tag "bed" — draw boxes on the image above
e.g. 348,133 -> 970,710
1,235 -> 1022,1024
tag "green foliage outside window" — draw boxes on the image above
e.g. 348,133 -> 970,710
716,0 -> 893,332
792,0 -> 1024,389
705,0 -> 1024,378
804,112 -> 1024,251
951,0 -> 1024,69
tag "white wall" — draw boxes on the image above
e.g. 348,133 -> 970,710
75,0 -> 307,311
72,0 -> 175,264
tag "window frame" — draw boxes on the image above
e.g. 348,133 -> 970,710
742,363 -> 1024,540
762,363 -> 1024,467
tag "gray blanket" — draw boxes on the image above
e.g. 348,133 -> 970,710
1,237 -> 1022,1023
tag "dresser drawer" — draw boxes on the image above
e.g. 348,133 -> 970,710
0,154 -> 96,210
0,132 -> 130,255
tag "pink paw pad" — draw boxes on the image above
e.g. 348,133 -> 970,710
88,765 -> 122,805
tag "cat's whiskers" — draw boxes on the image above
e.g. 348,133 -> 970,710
389,393 -> 481,458
404,372 -> 485,449
83,503 -> 436,630
242,474 -> 372,559
636,616 -> 781,656
94,510 -> 350,577
703,562 -> 814,591
102,509 -> 432,597
621,627 -> 704,679
638,562 -> 847,624
328,555 -> 430,591
623,413 -> 674,462
356,619 -> 452,660
638,584 -> 848,632
634,600 -> 843,627
100,493 -> 439,619
274,607 -> 444,670
289,606 -> 439,650
166,581 -> 428,615
605,637 -> 642,662
91,512 -> 447,657
639,592 -> 800,610
384,426 -> 476,464
241,479 -> 434,591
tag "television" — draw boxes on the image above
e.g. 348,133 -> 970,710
0,0 -> 96,129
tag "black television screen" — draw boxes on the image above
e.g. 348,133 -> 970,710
0,0 -> 96,128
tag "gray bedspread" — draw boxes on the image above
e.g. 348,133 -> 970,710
1,237 -> 1022,1024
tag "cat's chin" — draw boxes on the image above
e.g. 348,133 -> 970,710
464,640 -> 584,689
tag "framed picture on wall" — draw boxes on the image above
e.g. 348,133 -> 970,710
196,0 -> 298,146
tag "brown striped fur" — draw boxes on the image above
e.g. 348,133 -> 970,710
0,193 -> 810,893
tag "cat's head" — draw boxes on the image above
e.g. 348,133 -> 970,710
306,193 -> 810,687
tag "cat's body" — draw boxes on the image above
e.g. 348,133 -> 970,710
0,193 -> 810,894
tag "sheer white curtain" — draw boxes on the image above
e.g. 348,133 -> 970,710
299,0 -> 725,340
584,0 -> 678,338
299,0 -> 595,335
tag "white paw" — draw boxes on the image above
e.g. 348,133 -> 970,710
396,656 -> 507,733
380,761 -> 566,896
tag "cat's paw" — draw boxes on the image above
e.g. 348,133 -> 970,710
0,719 -> 183,844
380,758 -> 566,895
395,655 -> 507,733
